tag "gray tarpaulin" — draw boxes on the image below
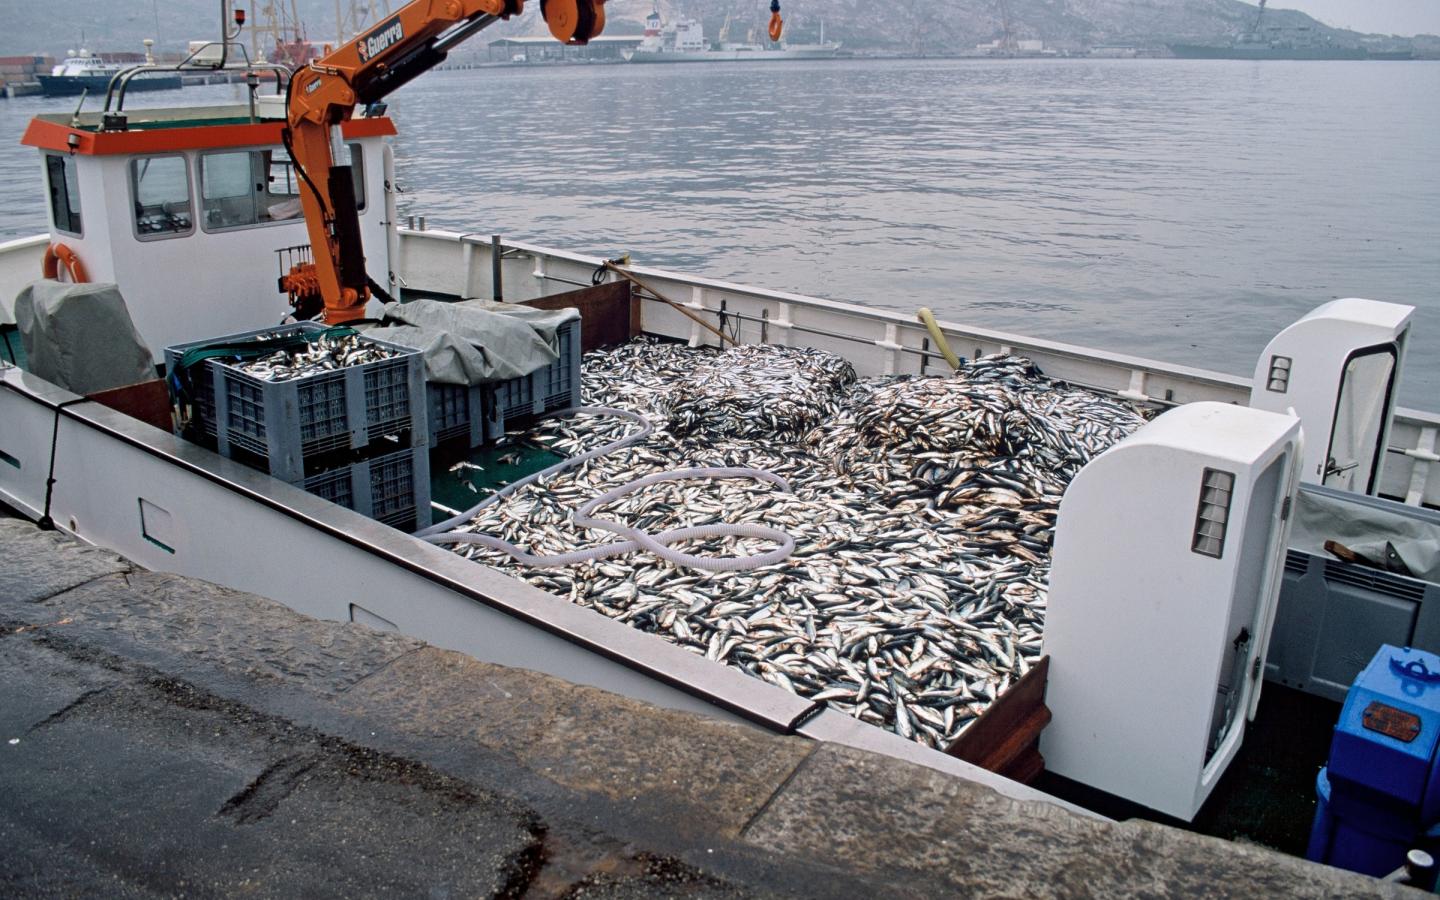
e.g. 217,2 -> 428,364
366,299 -> 580,386
1291,487 -> 1440,583
13,281 -> 154,394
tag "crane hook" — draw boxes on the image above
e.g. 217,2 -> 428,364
768,0 -> 783,43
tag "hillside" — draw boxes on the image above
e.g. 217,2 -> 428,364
0,0 -> 1414,58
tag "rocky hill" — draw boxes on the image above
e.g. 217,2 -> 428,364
0,0 -> 1416,58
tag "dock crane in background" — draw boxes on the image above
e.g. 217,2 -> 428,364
993,0 -> 1017,57
1242,0 -> 1268,45
336,0 -> 395,44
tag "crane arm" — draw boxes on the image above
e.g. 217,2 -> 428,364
283,0 -> 610,322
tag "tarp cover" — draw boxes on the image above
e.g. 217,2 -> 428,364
1291,487 -> 1440,584
13,281 -> 154,394
366,299 -> 580,386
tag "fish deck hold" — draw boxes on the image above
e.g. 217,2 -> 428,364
439,339 -> 1150,752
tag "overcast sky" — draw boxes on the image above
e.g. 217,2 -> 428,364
1275,0 -> 1440,36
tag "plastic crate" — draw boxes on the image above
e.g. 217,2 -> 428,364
295,446 -> 431,533
164,325 -> 333,442
481,317 -> 582,442
427,382 -> 485,448
203,329 -> 424,482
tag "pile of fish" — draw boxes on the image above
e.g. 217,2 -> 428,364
445,339 -> 1149,751
229,331 -> 401,383
661,344 -> 857,441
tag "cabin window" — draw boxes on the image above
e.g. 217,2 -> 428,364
129,155 -> 193,240
199,145 -> 365,233
270,144 -> 366,210
200,148 -> 303,231
265,147 -> 301,204
44,153 -> 82,236
348,143 -> 366,212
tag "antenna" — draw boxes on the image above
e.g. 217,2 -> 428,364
70,88 -> 89,128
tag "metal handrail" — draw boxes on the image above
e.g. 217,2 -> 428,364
104,52 -> 292,113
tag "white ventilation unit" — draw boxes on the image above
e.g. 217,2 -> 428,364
1251,298 -> 1412,495
1041,402 -> 1303,821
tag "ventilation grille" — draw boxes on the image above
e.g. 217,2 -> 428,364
1284,550 -> 1310,575
1324,559 -> 1426,602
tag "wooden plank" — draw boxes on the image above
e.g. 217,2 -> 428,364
946,656 -> 1050,783
87,379 -> 173,433
974,707 -> 1051,776
519,281 -> 635,351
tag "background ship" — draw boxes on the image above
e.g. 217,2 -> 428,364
1168,42 -> 1367,60
1168,0 -> 1379,61
37,50 -> 182,96
624,5 -> 840,63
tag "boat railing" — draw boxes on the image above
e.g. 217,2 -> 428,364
0,235 -> 50,328
104,51 -> 291,114
393,226 -> 1440,509
105,1 -> 291,113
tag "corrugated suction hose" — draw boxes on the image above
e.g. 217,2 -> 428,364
418,407 -> 796,572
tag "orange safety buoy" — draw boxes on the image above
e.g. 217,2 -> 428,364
42,242 -> 89,284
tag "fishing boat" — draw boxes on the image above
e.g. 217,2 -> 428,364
1,1 -> 1437,883
37,50 -> 183,96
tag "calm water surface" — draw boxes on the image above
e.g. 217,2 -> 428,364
2,59 -> 1436,405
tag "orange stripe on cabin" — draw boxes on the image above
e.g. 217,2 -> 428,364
20,116 -> 396,156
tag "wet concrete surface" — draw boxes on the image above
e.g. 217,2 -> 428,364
0,517 -> 1412,897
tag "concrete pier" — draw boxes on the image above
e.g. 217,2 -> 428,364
0,516 -> 1406,897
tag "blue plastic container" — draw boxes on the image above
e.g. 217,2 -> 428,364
1308,645 -> 1440,877
1309,768 -> 1426,877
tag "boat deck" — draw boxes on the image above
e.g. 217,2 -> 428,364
1041,683 -> 1341,856
427,335 -> 1150,753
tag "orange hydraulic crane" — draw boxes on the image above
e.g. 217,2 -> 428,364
281,0 -> 627,322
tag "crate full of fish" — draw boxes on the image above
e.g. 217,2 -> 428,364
427,381 -> 484,449
295,445 -> 431,533
165,323 -> 427,482
164,326 -> 261,444
481,317 -> 581,443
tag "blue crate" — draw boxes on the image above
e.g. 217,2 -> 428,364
165,325 -> 426,483
427,382 -> 485,449
481,317 -> 582,442
295,446 -> 431,533
1308,645 -> 1440,878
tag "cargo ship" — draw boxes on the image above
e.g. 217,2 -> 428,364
1,1 -> 1438,888
624,6 -> 839,63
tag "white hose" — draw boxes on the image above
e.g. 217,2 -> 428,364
417,407 -> 796,572
418,406 -> 652,537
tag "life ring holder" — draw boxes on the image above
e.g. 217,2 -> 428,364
42,242 -> 89,284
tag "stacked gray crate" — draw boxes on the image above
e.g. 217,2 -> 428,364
427,382 -> 485,448
1266,486 -> 1440,702
165,324 -> 431,532
481,317 -> 582,443
298,446 -> 431,533
425,317 -> 582,448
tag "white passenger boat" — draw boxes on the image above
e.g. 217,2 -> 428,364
1,1 -> 1437,875
37,50 -> 183,97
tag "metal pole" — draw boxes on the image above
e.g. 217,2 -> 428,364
491,234 -> 504,302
